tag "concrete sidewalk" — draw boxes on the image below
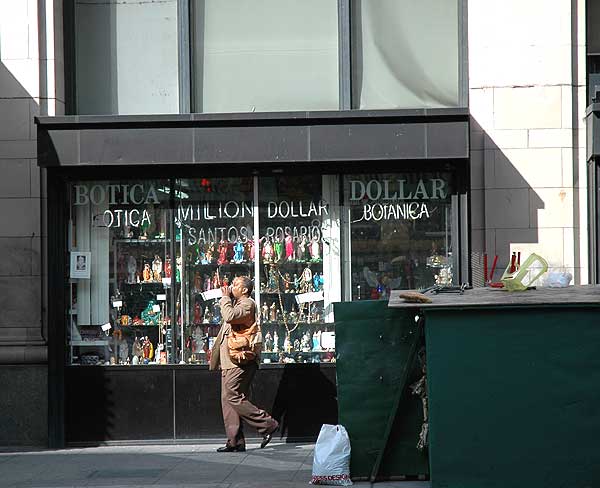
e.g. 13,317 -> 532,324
0,442 -> 431,488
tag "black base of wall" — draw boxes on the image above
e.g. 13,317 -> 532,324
0,365 -> 48,447
65,364 -> 337,444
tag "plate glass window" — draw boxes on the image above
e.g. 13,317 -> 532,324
68,180 -> 173,365
192,0 -> 339,112
351,0 -> 460,109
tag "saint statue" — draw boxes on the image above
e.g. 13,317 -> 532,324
262,237 -> 274,263
233,239 -> 245,263
127,255 -> 137,284
152,255 -> 162,282
310,236 -> 321,262
285,231 -> 294,261
142,263 -> 152,282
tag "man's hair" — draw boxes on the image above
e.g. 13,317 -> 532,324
236,275 -> 253,295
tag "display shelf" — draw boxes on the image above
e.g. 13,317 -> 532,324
71,340 -> 109,346
113,238 -> 169,244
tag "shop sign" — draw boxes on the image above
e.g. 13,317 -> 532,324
349,178 -> 448,201
349,178 -> 448,222
73,184 -> 160,206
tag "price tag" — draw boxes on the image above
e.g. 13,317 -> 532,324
101,323 -> 112,332
295,290 -> 324,304
156,294 -> 166,301
152,304 -> 161,313
320,331 -> 335,349
112,300 -> 123,308
162,277 -> 171,286
201,288 -> 223,301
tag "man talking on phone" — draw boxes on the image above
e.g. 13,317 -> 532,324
209,275 -> 279,452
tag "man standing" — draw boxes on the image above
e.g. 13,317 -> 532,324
209,275 -> 279,452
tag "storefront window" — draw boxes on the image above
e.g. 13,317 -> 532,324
343,172 -> 457,300
67,172 -> 462,366
175,177 -> 255,365
257,175 -> 339,363
68,180 -> 172,365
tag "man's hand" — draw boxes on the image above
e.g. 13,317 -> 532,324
221,285 -> 231,297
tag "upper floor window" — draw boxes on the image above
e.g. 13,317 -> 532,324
72,0 -> 464,115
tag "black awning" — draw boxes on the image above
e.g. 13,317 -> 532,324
36,109 -> 469,168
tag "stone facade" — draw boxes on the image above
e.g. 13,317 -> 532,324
0,0 -> 63,446
469,0 -> 588,283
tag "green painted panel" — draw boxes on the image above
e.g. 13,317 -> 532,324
426,307 -> 600,488
335,300 -> 429,480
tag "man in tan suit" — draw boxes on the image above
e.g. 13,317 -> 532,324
209,275 -> 279,452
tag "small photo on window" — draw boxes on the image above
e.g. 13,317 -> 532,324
70,251 -> 91,279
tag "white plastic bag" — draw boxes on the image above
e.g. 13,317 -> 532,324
543,270 -> 573,288
310,424 -> 353,486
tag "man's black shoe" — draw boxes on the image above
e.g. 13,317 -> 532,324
260,425 -> 279,449
216,444 -> 246,453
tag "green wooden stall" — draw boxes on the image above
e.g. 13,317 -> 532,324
388,285 -> 600,488
335,300 -> 429,481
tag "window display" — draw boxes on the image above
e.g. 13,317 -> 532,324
343,172 -> 457,301
257,175 -> 338,364
68,180 -> 172,366
66,171 -> 462,366
176,177 -> 255,365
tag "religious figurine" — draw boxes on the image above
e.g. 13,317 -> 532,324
156,343 -> 166,364
204,274 -> 212,291
142,336 -> 154,362
292,273 -> 299,293
152,255 -> 162,282
204,241 -> 215,264
194,271 -> 202,293
313,272 -> 324,292
268,267 -> 278,292
297,235 -> 307,261
293,338 -> 301,352
211,302 -> 222,324
310,236 -> 321,262
198,243 -> 207,265
127,255 -> 137,284
273,330 -> 279,353
132,336 -> 143,359
269,302 -> 277,322
217,239 -> 228,265
261,303 -> 269,323
284,334 -> 291,353
211,271 -> 220,289
301,331 -> 312,352
284,272 -> 292,292
300,266 -> 313,293
274,236 -> 284,262
142,263 -> 152,282
312,330 -> 322,351
164,255 -> 172,279
264,331 -> 273,352
233,239 -> 245,263
285,231 -> 294,261
262,237 -> 274,263
247,239 -> 255,262
141,300 -> 159,325
193,302 -> 202,325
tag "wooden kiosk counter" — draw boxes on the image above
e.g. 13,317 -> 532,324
388,285 -> 600,488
